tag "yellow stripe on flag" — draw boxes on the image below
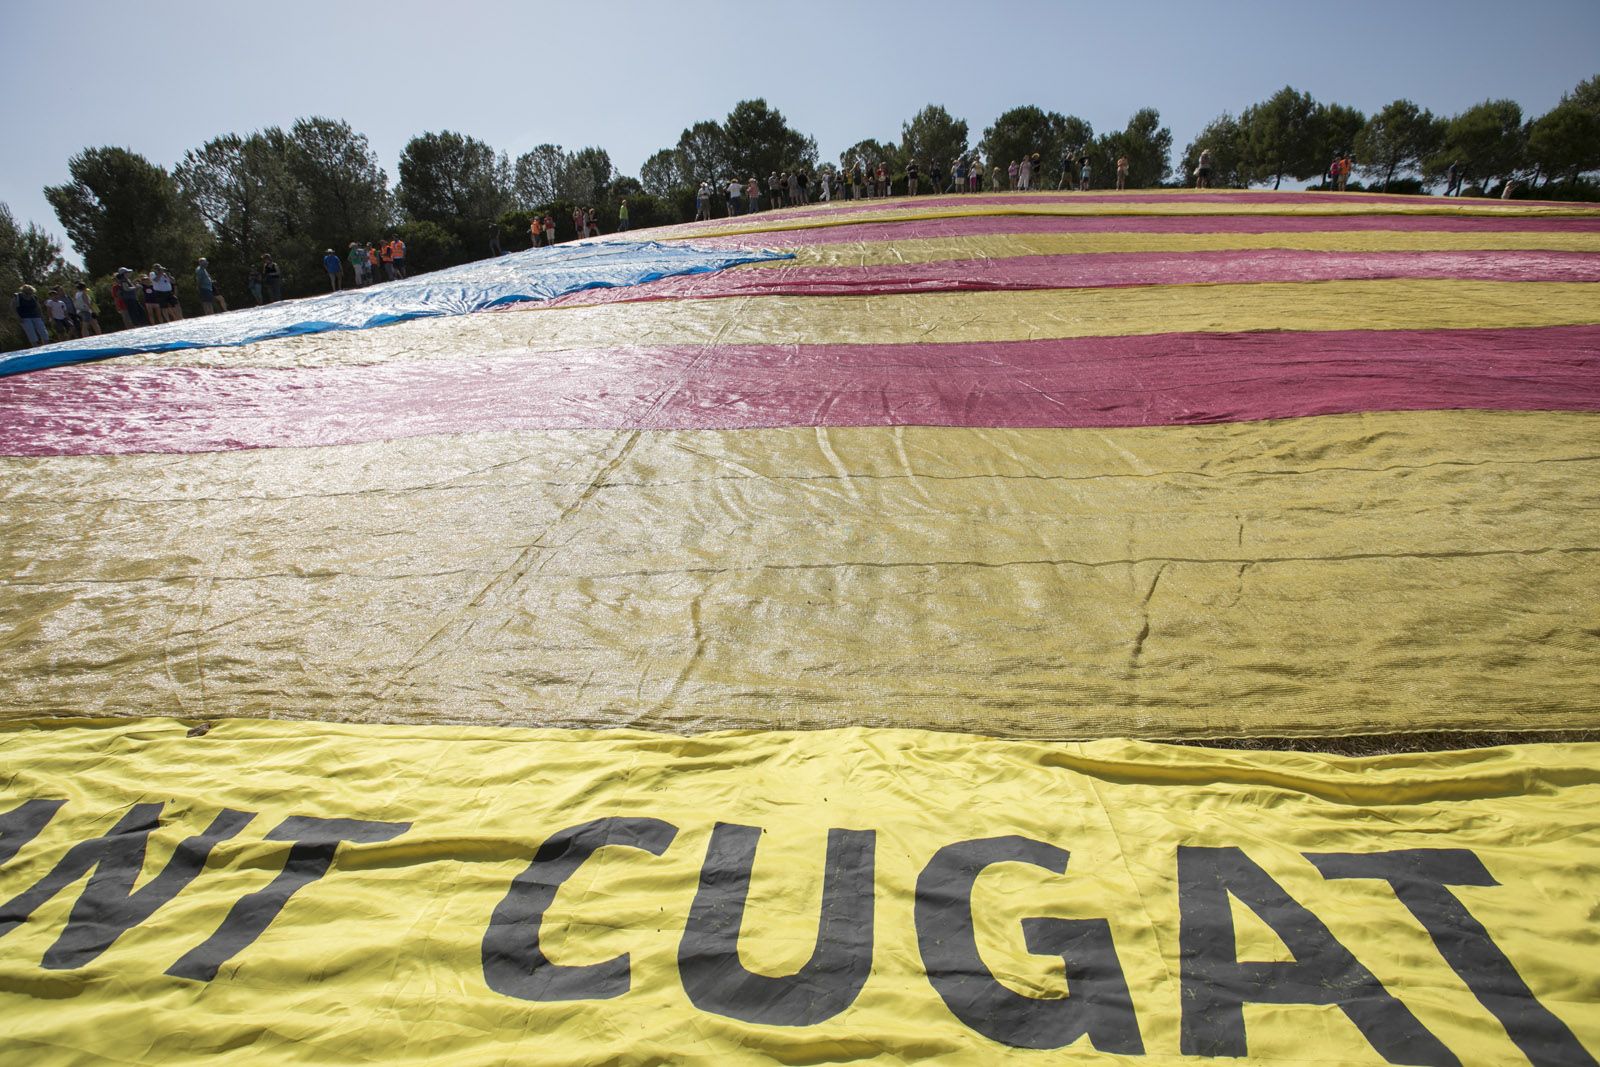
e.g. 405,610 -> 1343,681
4,411 -> 1595,737
740,229 -> 1600,268
664,196 -> 1600,241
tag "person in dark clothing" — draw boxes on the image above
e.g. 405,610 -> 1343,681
116,270 -> 147,326
261,254 -> 283,302
11,284 -> 50,346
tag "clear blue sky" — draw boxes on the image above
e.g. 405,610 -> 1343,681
3,0 -> 1596,260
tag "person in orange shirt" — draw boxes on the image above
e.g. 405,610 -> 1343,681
391,237 -> 406,278
366,243 -> 380,283
530,216 -> 543,248
1337,154 -> 1353,192
380,239 -> 396,281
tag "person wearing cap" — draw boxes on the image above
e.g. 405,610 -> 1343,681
114,269 -> 144,327
110,273 -> 131,328
196,258 -> 215,314
10,284 -> 49,346
323,248 -> 343,291
150,265 -> 182,322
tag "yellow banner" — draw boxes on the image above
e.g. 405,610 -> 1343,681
1,719 -> 1596,1064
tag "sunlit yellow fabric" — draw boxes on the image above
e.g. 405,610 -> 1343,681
1,718 -> 1596,1065
737,229 -> 1600,268
4,411 -> 1594,738
657,194 -> 1600,242
108,280 -> 1600,371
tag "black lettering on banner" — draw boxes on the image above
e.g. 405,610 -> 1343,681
0,799 -> 66,867
914,835 -> 1143,1053
678,822 -> 875,1026
482,817 -> 678,1001
0,803 -> 254,970
166,815 -> 409,982
1177,845 -> 1457,1066
1306,849 -> 1598,1067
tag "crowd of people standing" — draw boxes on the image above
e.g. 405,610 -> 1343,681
6,235 -> 410,348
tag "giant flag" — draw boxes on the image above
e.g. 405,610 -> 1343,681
2,189 -> 1598,1064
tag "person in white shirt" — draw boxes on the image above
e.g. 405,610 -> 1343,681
150,266 -> 183,322
73,283 -> 102,335
44,289 -> 72,339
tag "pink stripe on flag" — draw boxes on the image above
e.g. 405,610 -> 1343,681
686,212 -> 1600,249
2,327 -> 1597,455
542,250 -> 1600,307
